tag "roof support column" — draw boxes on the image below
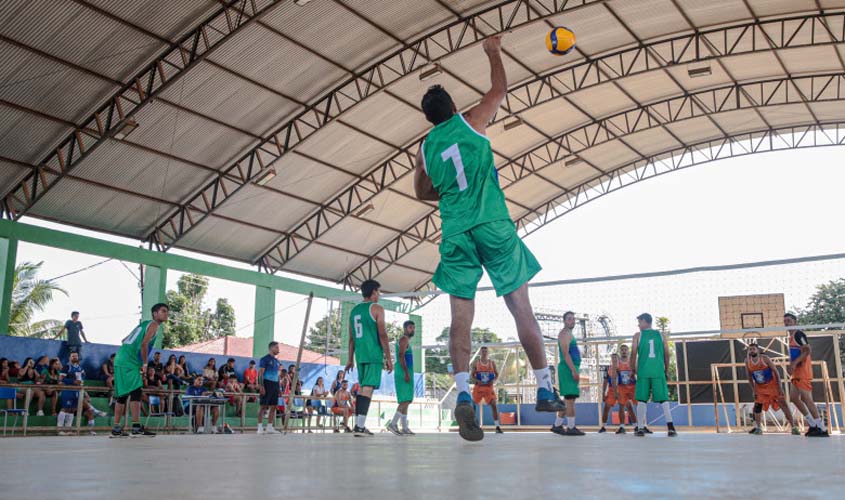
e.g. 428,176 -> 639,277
0,237 -> 18,335
253,285 -> 275,359
142,264 -> 167,349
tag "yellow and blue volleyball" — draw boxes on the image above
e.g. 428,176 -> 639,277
546,27 -> 576,55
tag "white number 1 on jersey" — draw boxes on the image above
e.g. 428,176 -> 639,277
441,144 -> 468,191
648,338 -> 656,358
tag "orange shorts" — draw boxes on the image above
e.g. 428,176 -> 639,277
791,362 -> 813,392
331,407 -> 350,416
754,382 -> 782,411
472,384 -> 497,404
791,376 -> 812,393
605,386 -> 634,406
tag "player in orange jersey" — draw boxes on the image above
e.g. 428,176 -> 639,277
745,341 -> 797,435
784,313 -> 828,436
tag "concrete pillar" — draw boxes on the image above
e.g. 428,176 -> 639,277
0,237 -> 18,335
142,265 -> 167,348
253,285 -> 275,358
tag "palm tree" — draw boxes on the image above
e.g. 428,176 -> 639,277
8,261 -> 67,338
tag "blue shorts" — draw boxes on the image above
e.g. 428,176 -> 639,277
61,392 -> 78,410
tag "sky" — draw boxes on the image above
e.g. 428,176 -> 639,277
17,146 -> 845,348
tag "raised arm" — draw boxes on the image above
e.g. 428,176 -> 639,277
464,35 -> 506,134
414,146 -> 440,201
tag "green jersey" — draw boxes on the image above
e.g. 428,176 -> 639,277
350,302 -> 383,364
114,320 -> 159,368
557,332 -> 582,369
422,113 -> 511,238
636,329 -> 665,378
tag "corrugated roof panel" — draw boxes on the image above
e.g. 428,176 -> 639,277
71,139 -> 210,203
214,185 -> 315,233
0,158 -> 28,193
364,190 -> 432,232
505,174 -> 559,208
395,241 -> 439,274
758,103 -> 814,127
505,200 -> 528,221
30,178 -> 171,237
82,0 -> 219,41
0,0 -> 164,82
517,99 -> 590,137
389,72 -> 479,113
440,44 -> 532,95
318,217 -> 398,256
262,1 -> 397,71
664,61 -> 735,93
674,0 -> 752,27
0,40 -> 117,123
267,152 -> 355,203
710,109 -> 768,134
285,244 -> 361,282
294,122 -> 394,176
809,101 -> 845,122
567,83 -> 636,119
820,0 -> 845,7
617,71 -> 683,105
341,92 -> 426,147
539,159 -> 600,189
127,101 -> 258,170
610,0 -> 692,39
371,265 -> 430,293
208,23 -> 347,103
578,140 -> 641,170
158,61 -> 299,136
343,0 -> 453,42
622,127 -> 682,156
664,115 -> 727,144
489,125 -> 545,158
777,46 -> 842,76
719,52 -> 783,82
0,106 -> 69,164
179,216 -> 279,262
747,0 -> 815,17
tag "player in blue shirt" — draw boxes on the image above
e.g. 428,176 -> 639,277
257,342 -> 282,435
183,376 -> 220,433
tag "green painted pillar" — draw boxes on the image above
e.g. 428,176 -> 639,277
253,285 -> 275,358
339,301 -> 354,366
142,265 -> 168,349
410,313 -> 423,374
0,237 -> 18,335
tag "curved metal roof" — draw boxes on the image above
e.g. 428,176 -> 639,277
2,0 -> 845,292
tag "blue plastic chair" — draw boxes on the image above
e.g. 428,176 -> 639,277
0,387 -> 28,436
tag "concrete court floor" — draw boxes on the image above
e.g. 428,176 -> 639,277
0,431 -> 841,499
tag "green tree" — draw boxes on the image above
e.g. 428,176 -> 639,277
162,274 -> 237,348
7,261 -> 67,338
656,316 -> 678,401
797,278 -> 845,364
425,327 -> 502,375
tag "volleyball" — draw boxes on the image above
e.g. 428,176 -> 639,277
546,26 -> 576,55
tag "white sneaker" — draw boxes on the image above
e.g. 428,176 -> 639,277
256,427 -> 264,435
265,426 -> 281,435
89,430 -> 97,436
58,431 -> 70,436
210,426 -> 218,434
197,427 -> 205,434
94,409 -> 108,418
36,410 -> 44,416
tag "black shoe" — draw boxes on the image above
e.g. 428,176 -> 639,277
598,426 -> 606,434
131,425 -> 155,437
805,426 -> 819,437
634,427 -> 645,437
534,388 -> 567,412
667,423 -> 677,437
353,426 -> 373,437
454,402 -> 484,442
550,425 -> 567,436
643,426 -> 653,434
495,426 -> 503,434
343,425 -> 353,433
110,427 -> 129,438
615,426 -> 626,434
566,427 -> 585,436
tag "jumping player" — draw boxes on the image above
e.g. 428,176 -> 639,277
552,311 -> 584,436
111,303 -> 168,437
598,353 -> 619,434
388,320 -> 416,436
745,341 -> 797,435
345,279 -> 393,437
414,34 -> 565,441
471,346 -> 502,434
784,313 -> 828,436
630,313 -> 677,437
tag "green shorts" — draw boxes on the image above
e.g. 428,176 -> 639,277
114,364 -> 143,398
557,362 -> 581,398
357,362 -> 382,389
433,219 -> 541,299
635,375 -> 669,403
394,373 -> 415,403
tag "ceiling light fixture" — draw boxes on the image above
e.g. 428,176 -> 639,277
255,168 -> 276,186
356,203 -> 375,217
503,115 -> 524,131
687,62 -> 712,78
113,119 -> 138,140
294,0 -> 312,6
419,64 -> 443,81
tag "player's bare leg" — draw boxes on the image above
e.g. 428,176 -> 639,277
450,296 -> 483,442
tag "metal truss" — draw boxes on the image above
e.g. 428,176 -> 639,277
262,12 -> 845,275
342,72 -> 845,289
0,0 -> 283,220
143,0 -> 605,252
405,122 -> 845,295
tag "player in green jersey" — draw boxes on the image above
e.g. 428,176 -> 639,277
345,279 -> 393,437
111,303 -> 168,437
413,34 -> 565,442
551,312 -> 585,436
630,313 -> 677,437
388,320 -> 416,436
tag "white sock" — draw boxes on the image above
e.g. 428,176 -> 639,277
455,372 -> 470,395
804,412 -> 816,426
567,417 -> 575,429
494,419 -> 500,426
64,414 -> 74,428
257,423 -> 264,431
637,403 -> 647,428
391,413 -> 401,426
400,414 -> 408,429
356,415 -> 367,428
56,412 -> 66,427
88,419 -> 95,427
533,368 -> 553,392
661,402 -> 673,424
554,416 -> 564,426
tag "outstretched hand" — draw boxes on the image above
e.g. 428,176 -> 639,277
483,35 -> 503,55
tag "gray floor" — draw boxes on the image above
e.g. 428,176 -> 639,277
1,431 -> 841,499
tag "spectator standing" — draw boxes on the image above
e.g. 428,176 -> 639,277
59,311 -> 88,357
257,342 -> 281,435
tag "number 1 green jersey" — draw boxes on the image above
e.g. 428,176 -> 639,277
350,302 -> 383,364
422,113 -> 511,238
637,329 -> 666,378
